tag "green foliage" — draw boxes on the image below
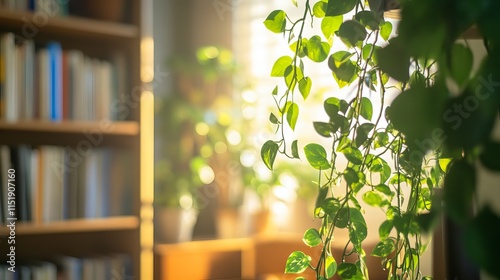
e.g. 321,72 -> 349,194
285,251 -> 311,274
262,0 -> 500,279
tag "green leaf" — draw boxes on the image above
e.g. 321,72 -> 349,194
271,85 -> 278,95
326,0 -> 357,16
379,220 -> 393,240
321,16 -> 343,40
368,155 -> 390,178
464,206 -> 500,278
416,212 -> 439,233
270,56 -> 293,77
269,113 -> 279,124
360,97 -> 373,121
335,208 -> 349,228
443,159 -> 476,223
389,84 -> 445,144
285,251 -> 311,274
296,277 -> 306,280
290,38 -> 308,58
355,123 -> 374,147
361,44 -> 380,65
313,0 -> 327,18
304,143 -> 331,170
315,186 -> 329,215
449,43 -> 473,87
349,208 -> 368,245
328,51 -> 358,87
343,147 -> 363,165
305,35 -> 330,62
337,20 -> 367,47
344,167 -> 359,187
371,239 -> 396,257
292,140 -> 300,159
314,122 -> 336,137
375,184 -> 392,196
324,97 -> 340,119
330,59 -> 358,88
480,141 -> 500,171
299,77 -> 312,99
380,21 -> 392,41
373,132 -> 389,149
303,228 -> 322,247
377,38 -> 410,82
284,65 -> 304,90
261,140 -> 278,170
362,191 -> 383,207
264,10 -> 287,33
329,51 -> 355,68
286,102 -> 299,130
442,89 -> 499,149
291,0 -> 298,7
337,263 -> 358,279
322,198 -> 341,219
325,256 -> 337,278
337,136 -> 351,152
355,11 -> 379,30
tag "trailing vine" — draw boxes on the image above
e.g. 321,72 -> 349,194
261,0 -> 500,279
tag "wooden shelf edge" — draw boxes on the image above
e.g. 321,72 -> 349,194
0,216 -> 139,235
0,120 -> 139,136
0,8 -> 138,39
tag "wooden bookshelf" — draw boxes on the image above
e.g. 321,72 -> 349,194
0,121 -> 139,147
0,0 -> 154,279
0,216 -> 139,235
0,8 -> 138,41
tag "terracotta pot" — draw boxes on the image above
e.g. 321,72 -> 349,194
155,208 -> 198,243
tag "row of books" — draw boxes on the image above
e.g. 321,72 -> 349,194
0,145 -> 133,223
0,32 -> 128,122
0,0 -> 69,16
0,254 -> 133,280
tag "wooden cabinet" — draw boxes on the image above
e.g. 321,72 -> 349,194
0,1 -> 153,279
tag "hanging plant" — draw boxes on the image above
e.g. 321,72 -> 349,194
262,0 -> 500,279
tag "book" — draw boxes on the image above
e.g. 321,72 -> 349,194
47,41 -> 62,121
1,33 -> 17,121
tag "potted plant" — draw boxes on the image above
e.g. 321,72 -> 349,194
261,0 -> 500,279
155,46 -> 244,242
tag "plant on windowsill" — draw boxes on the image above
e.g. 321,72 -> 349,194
155,46 -> 244,242
261,0 -> 500,279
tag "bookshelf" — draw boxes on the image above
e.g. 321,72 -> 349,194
0,0 -> 154,279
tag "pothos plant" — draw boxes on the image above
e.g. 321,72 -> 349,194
261,0 -> 500,279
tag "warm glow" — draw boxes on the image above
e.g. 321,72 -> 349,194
200,144 -> 213,158
217,112 -> 232,126
179,194 -> 194,210
141,37 -> 154,83
226,129 -> 241,145
199,165 -> 215,184
214,141 -> 228,154
272,185 -> 297,202
141,90 -> 154,204
241,89 -> 257,103
195,122 -> 210,136
240,150 -> 256,167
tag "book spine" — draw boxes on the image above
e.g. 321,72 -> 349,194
47,42 -> 62,122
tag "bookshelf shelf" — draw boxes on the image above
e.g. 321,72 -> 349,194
0,8 -> 138,41
0,121 -> 139,147
0,120 -> 139,135
0,216 -> 139,235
